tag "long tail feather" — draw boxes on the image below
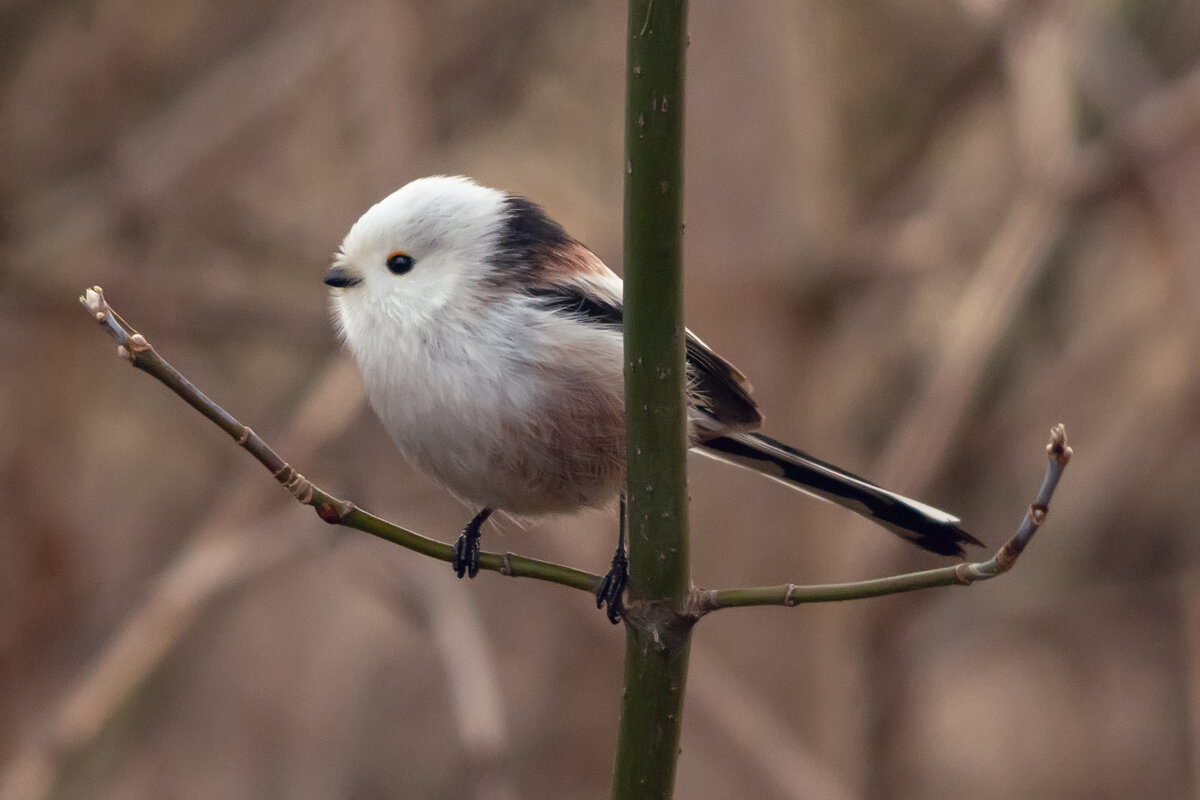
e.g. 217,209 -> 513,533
698,432 -> 982,557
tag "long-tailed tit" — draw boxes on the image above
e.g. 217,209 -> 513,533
325,176 -> 980,620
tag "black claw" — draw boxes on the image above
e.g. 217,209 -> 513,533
596,546 -> 628,624
466,540 -> 480,578
452,533 -> 472,578
452,508 -> 491,579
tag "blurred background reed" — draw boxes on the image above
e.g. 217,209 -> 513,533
3,1 -> 1200,798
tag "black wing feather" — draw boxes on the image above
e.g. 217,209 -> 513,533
524,284 -> 761,430
525,285 -> 623,326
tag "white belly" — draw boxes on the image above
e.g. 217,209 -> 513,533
345,303 -> 626,514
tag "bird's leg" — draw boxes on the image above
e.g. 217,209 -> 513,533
453,507 -> 493,579
595,491 -> 628,624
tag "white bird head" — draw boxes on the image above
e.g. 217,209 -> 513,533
324,176 -> 513,326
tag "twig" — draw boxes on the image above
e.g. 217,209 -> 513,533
79,283 -> 1074,614
78,286 -> 603,596
691,425 -> 1071,614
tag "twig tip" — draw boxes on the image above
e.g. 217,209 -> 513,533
80,286 -> 108,320
1047,423 -> 1072,465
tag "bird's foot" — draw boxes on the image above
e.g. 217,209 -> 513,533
595,546 -> 627,624
452,529 -> 480,578
452,508 -> 492,579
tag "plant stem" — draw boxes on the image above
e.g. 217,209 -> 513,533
612,2 -> 693,799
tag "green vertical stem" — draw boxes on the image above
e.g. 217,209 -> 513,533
612,2 -> 692,799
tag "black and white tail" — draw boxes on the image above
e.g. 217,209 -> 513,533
699,432 -> 982,557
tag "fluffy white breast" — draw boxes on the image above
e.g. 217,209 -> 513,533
327,176 -> 627,512
329,176 -> 516,449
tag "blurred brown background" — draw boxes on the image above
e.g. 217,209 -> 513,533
3,1 -> 1200,798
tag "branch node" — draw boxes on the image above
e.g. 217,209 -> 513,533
117,345 -> 132,362
992,540 -> 1022,573
1029,503 -> 1048,527
683,587 -> 718,618
954,563 -> 980,584
235,426 -> 253,445
500,552 -> 514,576
783,583 -> 798,606
272,463 -> 313,504
282,470 -> 313,503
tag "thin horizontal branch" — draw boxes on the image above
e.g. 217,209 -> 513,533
81,284 -> 1071,615
79,286 -> 602,596
692,424 -> 1071,614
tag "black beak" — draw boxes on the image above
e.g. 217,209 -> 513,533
324,266 -> 362,288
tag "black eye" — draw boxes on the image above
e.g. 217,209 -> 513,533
386,251 -> 415,275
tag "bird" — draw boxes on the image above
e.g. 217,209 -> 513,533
324,175 -> 981,621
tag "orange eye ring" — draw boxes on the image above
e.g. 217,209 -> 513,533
386,251 -> 415,275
